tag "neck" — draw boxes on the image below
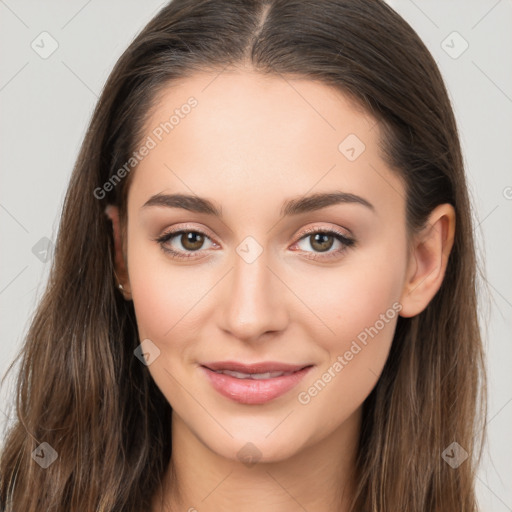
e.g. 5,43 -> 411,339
153,408 -> 361,512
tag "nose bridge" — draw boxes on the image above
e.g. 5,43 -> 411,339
219,237 -> 287,341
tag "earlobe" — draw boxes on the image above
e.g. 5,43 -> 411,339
105,205 -> 132,299
399,204 -> 455,318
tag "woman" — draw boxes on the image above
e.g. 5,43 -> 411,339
0,0 -> 487,510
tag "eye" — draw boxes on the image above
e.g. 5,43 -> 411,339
155,227 -> 217,260
292,226 -> 355,261
154,224 -> 355,262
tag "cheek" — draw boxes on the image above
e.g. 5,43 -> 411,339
126,244 -> 210,406
293,244 -> 405,348
129,270 -> 177,342
126,235 -> 208,342
293,241 -> 406,418
295,272 -> 400,400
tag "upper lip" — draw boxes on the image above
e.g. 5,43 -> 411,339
201,361 -> 311,374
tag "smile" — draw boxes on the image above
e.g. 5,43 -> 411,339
200,361 -> 314,405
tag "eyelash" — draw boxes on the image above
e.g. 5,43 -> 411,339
154,225 -> 356,262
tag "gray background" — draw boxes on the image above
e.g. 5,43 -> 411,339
1,0 -> 511,509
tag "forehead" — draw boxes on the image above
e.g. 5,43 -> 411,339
141,69 -> 377,157
128,69 -> 404,220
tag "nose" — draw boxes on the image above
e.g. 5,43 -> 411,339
217,246 -> 289,343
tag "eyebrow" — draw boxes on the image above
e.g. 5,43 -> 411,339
141,190 -> 375,217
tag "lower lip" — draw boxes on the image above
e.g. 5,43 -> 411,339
200,365 -> 313,405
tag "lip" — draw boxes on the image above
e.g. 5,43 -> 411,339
202,360 -> 309,373
200,361 -> 313,405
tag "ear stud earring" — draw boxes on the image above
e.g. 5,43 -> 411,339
113,270 -> 125,292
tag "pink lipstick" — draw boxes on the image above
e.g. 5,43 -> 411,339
200,361 -> 313,405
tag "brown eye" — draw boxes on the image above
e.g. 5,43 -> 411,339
293,227 -> 355,261
179,231 -> 206,251
309,232 -> 335,252
155,228 -> 216,260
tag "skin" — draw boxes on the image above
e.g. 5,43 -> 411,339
106,68 -> 455,512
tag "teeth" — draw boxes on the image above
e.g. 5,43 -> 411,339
215,369 -> 294,379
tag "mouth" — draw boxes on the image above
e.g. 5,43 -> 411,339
200,361 -> 314,405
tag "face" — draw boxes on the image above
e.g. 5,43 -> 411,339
121,70 -> 411,463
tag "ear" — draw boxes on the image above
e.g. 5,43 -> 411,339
105,205 -> 132,299
399,203 -> 456,317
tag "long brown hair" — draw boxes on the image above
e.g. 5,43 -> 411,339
0,0 -> 487,510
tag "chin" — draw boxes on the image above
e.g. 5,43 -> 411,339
197,421 -> 313,466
